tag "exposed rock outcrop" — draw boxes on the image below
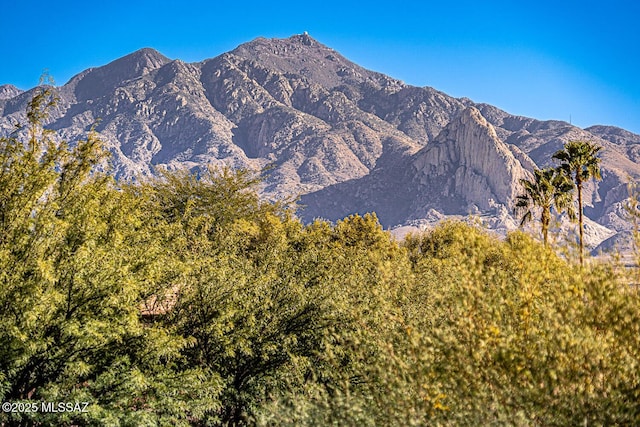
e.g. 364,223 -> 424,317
0,84 -> 23,100
413,107 -> 531,210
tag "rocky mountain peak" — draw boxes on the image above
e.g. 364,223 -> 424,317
413,106 -> 530,211
229,34 -> 371,89
107,47 -> 171,74
0,84 -> 23,100
72,48 -> 171,101
232,33 -> 326,57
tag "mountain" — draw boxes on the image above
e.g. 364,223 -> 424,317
0,85 -> 23,100
299,106 -> 531,227
1,34 -> 639,253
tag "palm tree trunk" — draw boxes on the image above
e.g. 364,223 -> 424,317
577,178 -> 584,266
542,207 -> 550,247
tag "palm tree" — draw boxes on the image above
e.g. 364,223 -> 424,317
552,140 -> 602,265
515,168 -> 575,246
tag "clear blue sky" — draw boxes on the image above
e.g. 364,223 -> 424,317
2,0 -> 639,133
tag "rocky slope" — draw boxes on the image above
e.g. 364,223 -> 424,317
1,34 -> 639,253
0,84 -> 23,100
299,106 -> 531,226
413,106 -> 531,211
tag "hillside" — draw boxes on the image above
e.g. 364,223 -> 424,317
1,34 -> 639,252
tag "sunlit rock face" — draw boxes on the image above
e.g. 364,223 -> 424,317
413,106 -> 531,211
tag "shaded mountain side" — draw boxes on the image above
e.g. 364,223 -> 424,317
300,106 -> 531,226
298,157 -> 423,227
1,34 -> 639,250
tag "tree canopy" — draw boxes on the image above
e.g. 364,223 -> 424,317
515,167 -> 574,246
553,140 -> 602,264
0,92 -> 638,426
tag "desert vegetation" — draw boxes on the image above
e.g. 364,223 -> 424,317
1,89 -> 639,426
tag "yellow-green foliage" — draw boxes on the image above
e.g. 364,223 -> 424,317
400,222 -> 640,425
1,92 -> 639,426
0,89 -> 221,426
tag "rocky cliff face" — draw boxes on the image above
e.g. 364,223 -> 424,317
413,107 -> 531,211
1,34 -> 639,252
298,106 -> 531,235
